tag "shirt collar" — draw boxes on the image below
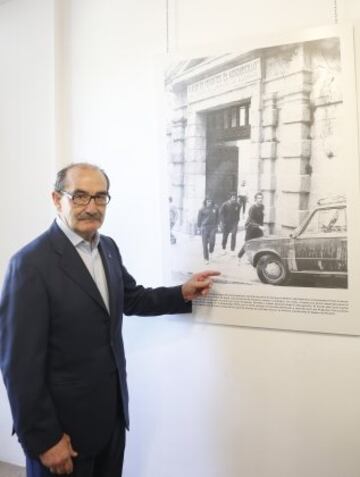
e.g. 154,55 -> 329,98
56,216 -> 100,250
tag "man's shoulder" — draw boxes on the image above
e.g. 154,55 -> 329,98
99,233 -> 115,244
99,234 -> 123,264
99,234 -> 120,253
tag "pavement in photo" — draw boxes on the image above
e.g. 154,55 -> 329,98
170,224 -> 261,287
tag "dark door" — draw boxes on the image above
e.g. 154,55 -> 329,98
206,146 -> 238,208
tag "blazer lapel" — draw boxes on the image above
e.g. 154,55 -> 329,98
49,221 -> 109,314
98,240 -> 118,321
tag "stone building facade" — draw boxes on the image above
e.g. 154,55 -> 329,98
166,37 -> 343,235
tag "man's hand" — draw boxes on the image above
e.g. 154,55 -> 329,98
182,270 -> 220,301
39,433 -> 78,475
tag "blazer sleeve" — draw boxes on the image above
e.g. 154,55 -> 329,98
109,239 -> 192,316
0,255 -> 63,457
122,267 -> 192,316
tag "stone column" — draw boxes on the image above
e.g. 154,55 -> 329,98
260,92 -> 278,233
182,108 -> 207,234
168,110 -> 186,227
248,82 -> 262,196
277,46 -> 312,233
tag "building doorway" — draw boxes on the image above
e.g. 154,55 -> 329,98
206,146 -> 238,207
205,102 -> 251,207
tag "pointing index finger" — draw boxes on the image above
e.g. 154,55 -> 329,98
196,270 -> 221,280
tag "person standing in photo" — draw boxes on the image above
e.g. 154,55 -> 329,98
238,180 -> 248,220
0,163 -> 219,477
197,198 -> 219,264
238,191 -> 265,261
219,193 -> 241,254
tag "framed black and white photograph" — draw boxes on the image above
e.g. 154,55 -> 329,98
164,24 -> 360,335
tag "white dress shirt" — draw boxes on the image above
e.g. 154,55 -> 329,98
56,217 -> 110,313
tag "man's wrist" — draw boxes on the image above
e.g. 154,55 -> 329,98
181,284 -> 191,302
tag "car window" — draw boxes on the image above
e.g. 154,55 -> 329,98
302,207 -> 346,234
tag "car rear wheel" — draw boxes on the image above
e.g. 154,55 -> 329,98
256,254 -> 289,285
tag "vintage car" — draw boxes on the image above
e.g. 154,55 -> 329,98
244,197 -> 347,285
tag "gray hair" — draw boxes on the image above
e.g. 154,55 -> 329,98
54,162 -> 110,192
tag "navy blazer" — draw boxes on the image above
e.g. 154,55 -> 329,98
0,221 -> 191,457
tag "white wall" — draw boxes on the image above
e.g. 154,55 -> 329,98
173,0 -> 336,49
1,0 -> 360,475
0,0 -> 56,278
0,0 -> 56,465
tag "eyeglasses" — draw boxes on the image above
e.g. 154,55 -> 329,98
61,190 -> 111,206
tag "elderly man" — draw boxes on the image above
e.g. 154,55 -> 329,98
0,163 -> 219,477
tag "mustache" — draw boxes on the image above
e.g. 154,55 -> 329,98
77,212 -> 103,221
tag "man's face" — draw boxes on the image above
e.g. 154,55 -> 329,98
255,194 -> 263,205
52,166 -> 108,241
